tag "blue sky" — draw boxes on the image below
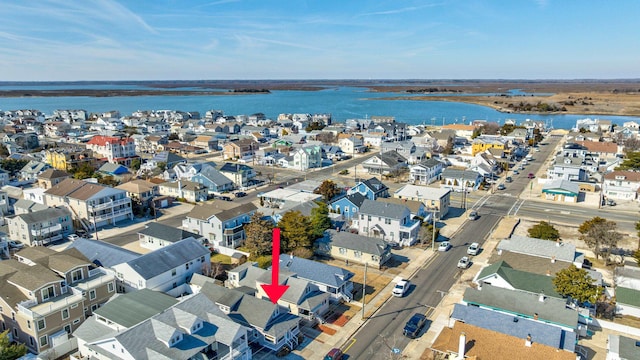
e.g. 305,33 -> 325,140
0,0 -> 638,81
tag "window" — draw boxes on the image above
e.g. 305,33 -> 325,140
64,324 -> 72,334
39,335 -> 48,347
384,218 -> 391,225
41,286 -> 55,301
172,269 -> 177,276
185,263 -> 190,270
29,337 -> 34,346
62,308 -> 69,320
354,251 -> 362,258
73,319 -> 80,324
37,319 -> 46,330
107,282 -> 114,293
89,290 -> 96,300
27,320 -> 31,329
71,269 -> 83,283
339,248 -> 347,255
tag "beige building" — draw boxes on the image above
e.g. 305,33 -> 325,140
0,247 -> 116,355
36,169 -> 71,190
7,206 -> 73,246
317,229 -> 392,269
115,179 -> 158,206
158,179 -> 208,202
43,178 -> 133,231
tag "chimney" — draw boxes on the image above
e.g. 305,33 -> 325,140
556,239 -> 561,247
533,313 -> 538,321
457,332 -> 466,360
477,282 -> 482,290
525,334 -> 532,347
538,292 -> 545,302
551,256 -> 556,263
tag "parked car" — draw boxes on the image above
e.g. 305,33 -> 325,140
513,170 -> 519,175
325,348 -> 343,360
467,242 -> 480,256
403,313 -> 427,338
497,183 -> 506,190
505,176 -> 513,183
607,199 -> 617,206
216,195 -> 233,201
76,229 -> 89,237
67,234 -> 80,242
468,211 -> 479,221
438,241 -> 451,252
528,173 -> 535,179
393,279 -> 410,297
457,256 -> 471,269
8,241 -> 24,249
235,191 -> 247,198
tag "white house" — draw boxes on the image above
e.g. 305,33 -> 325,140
353,199 -> 420,246
603,170 -> 640,201
393,184 -> 451,219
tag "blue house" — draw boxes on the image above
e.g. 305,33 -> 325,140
329,192 -> 367,219
347,177 -> 389,200
191,163 -> 234,193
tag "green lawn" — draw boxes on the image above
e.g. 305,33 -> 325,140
210,253 -> 233,265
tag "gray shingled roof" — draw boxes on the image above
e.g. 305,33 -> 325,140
330,192 -> 366,208
463,284 -> 579,328
14,206 -> 71,225
323,229 -> 390,256
125,238 -> 209,280
68,238 -> 140,268
216,203 -> 257,222
451,303 -> 576,352
227,262 -> 267,289
358,199 -> 409,220
278,254 -> 354,288
441,168 -> 482,181
197,163 -> 233,187
497,236 -> 580,263
138,222 -> 201,243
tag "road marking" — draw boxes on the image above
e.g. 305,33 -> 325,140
424,306 -> 435,319
342,338 -> 356,353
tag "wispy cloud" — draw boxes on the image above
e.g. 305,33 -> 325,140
356,3 -> 444,17
233,35 -> 325,51
534,0 -> 549,8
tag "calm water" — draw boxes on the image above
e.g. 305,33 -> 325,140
0,85 -> 638,130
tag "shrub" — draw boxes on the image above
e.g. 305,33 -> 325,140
291,247 -> 314,259
255,255 -> 272,269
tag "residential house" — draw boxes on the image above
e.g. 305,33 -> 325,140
291,145 -> 322,170
191,135 -> 218,151
409,158 -> 444,185
96,162 -> 130,181
190,162 -> 235,194
574,118 -> 613,133
378,197 -> 427,220
450,303 -> 577,354
471,151 -> 504,179
440,168 -> 483,192
337,134 -> 365,154
360,150 -> 408,175
7,206 -> 73,246
112,238 -> 210,296
182,202 -> 257,256
86,135 -> 138,166
13,199 -> 48,215
394,184 -> 451,219
606,334 -> 640,360
473,260 -> 562,299
138,222 -> 206,251
441,124 -> 478,139
0,190 -> 10,215
576,140 -> 621,161
496,236 -> 586,269
0,246 -> 116,355
36,169 -> 71,190
0,231 -> 9,259
115,179 -> 158,207
158,180 -> 208,202
43,178 -> 133,231
317,229 -> 392,269
73,290 -> 252,360
219,162 -> 257,187
430,321 -> 576,360
347,177 -> 389,200
321,145 -> 346,161
542,180 -> 581,203
223,139 -> 259,161
0,168 -> 8,186
547,156 -> 589,182
472,136 -> 508,156
278,254 -> 355,303
19,160 -> 51,182
44,147 -> 94,171
329,192 -> 367,220
614,266 -> 640,318
603,171 -> 640,201
354,199 -> 421,246
259,188 -> 323,210
200,282 -> 301,353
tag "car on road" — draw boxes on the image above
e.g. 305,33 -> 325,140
76,229 -> 89,237
235,191 -> 247,198
8,241 -> 24,249
215,195 -> 232,201
607,199 -> 617,206
528,173 -> 535,179
438,241 -> 451,252
67,234 -> 80,241
392,279 -> 410,297
467,242 -> 480,256
468,210 -> 479,221
403,313 -> 427,338
457,256 -> 471,269
506,176 -> 512,183
513,170 -> 519,175
497,183 -> 506,190
325,348 -> 343,360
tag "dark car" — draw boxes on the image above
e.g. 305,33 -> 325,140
403,313 -> 427,338
528,173 -> 535,179
325,348 -> 343,360
235,191 -> 247,198
216,195 -> 233,201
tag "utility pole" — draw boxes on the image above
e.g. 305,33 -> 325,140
431,208 -> 438,251
362,262 -> 367,319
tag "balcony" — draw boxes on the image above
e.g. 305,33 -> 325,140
30,223 -> 63,236
223,223 -> 244,235
93,208 -> 133,223
89,198 -> 130,212
18,288 -> 84,319
74,268 -> 116,291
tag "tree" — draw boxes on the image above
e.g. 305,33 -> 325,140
442,136 -> 454,155
277,210 -> 312,252
527,221 -> 560,241
579,218 -> 622,263
130,158 -> 141,171
552,265 -> 603,304
315,180 -> 341,202
157,162 -> 167,171
309,202 -> 332,239
72,163 -> 95,180
617,151 -> 640,171
243,212 -> 274,258
168,133 -> 180,141
0,329 -> 27,359
623,138 -> 640,153
633,248 -> 640,265
418,221 -> 439,245
481,122 -> 500,135
0,159 -> 29,176
316,132 -> 336,144
0,144 -> 9,157
98,175 -> 119,187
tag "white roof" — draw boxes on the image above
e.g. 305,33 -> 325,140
394,184 -> 450,200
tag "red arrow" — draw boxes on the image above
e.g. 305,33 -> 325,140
261,228 -> 289,304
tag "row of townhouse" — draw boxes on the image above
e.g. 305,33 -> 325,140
0,246 -> 116,355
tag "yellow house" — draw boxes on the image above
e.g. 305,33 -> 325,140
472,136 -> 508,156
45,148 -> 95,171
